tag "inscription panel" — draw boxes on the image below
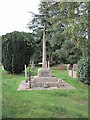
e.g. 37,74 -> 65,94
41,71 -> 50,77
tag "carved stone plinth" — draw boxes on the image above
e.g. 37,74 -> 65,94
34,68 -> 57,83
38,68 -> 52,77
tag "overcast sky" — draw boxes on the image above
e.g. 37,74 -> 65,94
0,0 -> 41,35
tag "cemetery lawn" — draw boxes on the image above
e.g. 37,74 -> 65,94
2,67 -> 88,118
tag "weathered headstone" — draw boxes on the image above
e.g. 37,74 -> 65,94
67,64 -> 70,71
73,64 -> 77,78
68,64 -> 73,77
69,70 -> 73,77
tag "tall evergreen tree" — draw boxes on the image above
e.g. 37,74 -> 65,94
2,31 -> 35,73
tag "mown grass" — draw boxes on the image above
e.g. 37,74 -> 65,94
2,66 -> 88,118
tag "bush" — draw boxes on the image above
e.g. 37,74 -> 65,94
2,31 -> 34,73
77,57 -> 90,84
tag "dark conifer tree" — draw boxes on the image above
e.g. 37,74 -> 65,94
2,31 -> 35,73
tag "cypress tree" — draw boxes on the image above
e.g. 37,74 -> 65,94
2,31 -> 34,74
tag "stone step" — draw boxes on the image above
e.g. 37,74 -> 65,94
34,76 -> 58,82
31,81 -> 62,88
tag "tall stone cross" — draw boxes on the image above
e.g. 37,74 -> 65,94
42,26 -> 47,69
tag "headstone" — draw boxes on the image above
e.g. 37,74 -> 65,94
73,71 -> 77,78
67,64 -> 70,71
73,64 -> 77,78
67,64 -> 73,77
73,64 -> 77,71
69,70 -> 73,77
68,64 -> 73,77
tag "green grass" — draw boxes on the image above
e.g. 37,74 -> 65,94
2,67 -> 88,118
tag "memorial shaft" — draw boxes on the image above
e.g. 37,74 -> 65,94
42,26 -> 47,69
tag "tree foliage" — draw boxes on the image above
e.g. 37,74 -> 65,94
2,31 -> 35,73
28,2 -> 88,64
77,57 -> 90,84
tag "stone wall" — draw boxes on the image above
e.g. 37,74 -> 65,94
54,64 -> 67,70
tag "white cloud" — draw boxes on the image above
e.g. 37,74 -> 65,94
0,0 -> 40,35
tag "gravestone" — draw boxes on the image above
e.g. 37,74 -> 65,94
69,70 -> 73,77
67,64 -> 70,71
68,64 -> 73,77
73,64 -> 77,78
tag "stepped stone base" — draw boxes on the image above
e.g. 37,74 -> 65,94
31,81 -> 60,88
17,79 -> 76,91
34,76 -> 58,82
17,67 -> 76,91
32,75 -> 58,88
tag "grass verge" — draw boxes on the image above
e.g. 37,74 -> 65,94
2,67 -> 88,118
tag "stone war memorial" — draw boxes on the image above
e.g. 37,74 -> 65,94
34,26 -> 57,82
18,26 -> 75,91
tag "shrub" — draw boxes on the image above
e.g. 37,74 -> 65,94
2,31 -> 35,73
77,57 -> 90,84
